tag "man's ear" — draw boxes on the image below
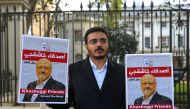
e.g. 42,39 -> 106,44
84,42 -> 87,49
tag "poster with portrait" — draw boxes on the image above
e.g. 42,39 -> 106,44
18,35 -> 69,104
125,53 -> 174,109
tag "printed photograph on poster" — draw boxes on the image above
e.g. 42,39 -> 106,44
125,53 -> 174,109
18,35 -> 69,104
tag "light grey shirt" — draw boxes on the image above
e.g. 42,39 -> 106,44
89,59 -> 108,89
31,77 -> 50,102
142,91 -> 156,104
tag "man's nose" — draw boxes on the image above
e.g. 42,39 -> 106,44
145,83 -> 150,87
40,67 -> 45,72
96,40 -> 103,46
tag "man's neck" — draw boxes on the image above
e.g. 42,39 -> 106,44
143,91 -> 156,100
90,57 -> 107,69
37,76 -> 51,84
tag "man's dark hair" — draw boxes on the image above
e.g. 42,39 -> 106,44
84,27 -> 108,44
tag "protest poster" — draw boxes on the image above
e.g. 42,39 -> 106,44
18,35 -> 69,104
125,53 -> 174,109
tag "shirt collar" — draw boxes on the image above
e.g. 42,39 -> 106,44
89,58 -> 108,70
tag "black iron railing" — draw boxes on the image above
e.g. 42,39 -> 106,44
0,1 -> 189,108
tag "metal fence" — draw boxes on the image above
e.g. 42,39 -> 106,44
0,1 -> 190,108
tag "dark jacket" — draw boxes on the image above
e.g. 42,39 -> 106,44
134,91 -> 172,104
48,58 -> 125,109
23,77 -> 65,102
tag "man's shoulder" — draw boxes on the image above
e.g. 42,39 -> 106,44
110,60 -> 125,71
25,81 -> 37,88
112,61 -> 124,68
152,92 -> 172,104
69,59 -> 87,68
135,96 -> 143,100
69,58 -> 125,70
47,78 -> 65,89
157,93 -> 172,102
28,81 -> 37,86
134,96 -> 143,104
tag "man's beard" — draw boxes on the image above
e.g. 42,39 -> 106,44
87,46 -> 109,60
94,49 -> 108,59
94,55 -> 107,59
143,89 -> 153,98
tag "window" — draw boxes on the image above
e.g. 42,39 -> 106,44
178,35 -> 184,47
158,37 -> 170,48
75,54 -> 82,62
145,22 -> 150,28
145,37 -> 150,48
74,30 -> 82,41
161,21 -> 167,27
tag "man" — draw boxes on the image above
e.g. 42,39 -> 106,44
23,58 -> 65,102
134,74 -> 172,104
48,27 -> 125,109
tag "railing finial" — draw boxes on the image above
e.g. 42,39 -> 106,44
80,2 -> 83,11
141,1 -> 144,9
123,2 -> 127,10
133,1 -> 136,9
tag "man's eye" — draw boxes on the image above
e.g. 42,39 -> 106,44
89,38 -> 107,44
100,38 -> 107,43
89,39 -> 97,44
38,67 -> 42,69
91,39 -> 97,44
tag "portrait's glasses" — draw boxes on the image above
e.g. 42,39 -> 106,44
88,38 -> 108,45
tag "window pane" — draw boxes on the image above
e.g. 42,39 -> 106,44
75,54 -> 82,61
145,37 -> 150,48
178,36 -> 183,47
161,21 -> 167,27
145,22 -> 150,28
75,30 -> 82,41
158,36 -> 169,48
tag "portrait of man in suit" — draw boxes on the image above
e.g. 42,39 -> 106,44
134,74 -> 172,104
23,58 -> 65,102
47,27 -> 125,109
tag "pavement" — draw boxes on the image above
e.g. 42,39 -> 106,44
0,104 -> 74,109
0,107 -> 47,109
0,104 -> 52,109
0,104 -> 179,109
0,106 -> 180,109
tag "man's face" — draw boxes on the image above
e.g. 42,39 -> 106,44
85,32 -> 109,60
141,74 -> 157,99
36,58 -> 52,83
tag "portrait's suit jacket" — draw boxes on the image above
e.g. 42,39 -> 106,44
134,91 -> 172,104
23,77 -> 65,102
48,57 -> 125,109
